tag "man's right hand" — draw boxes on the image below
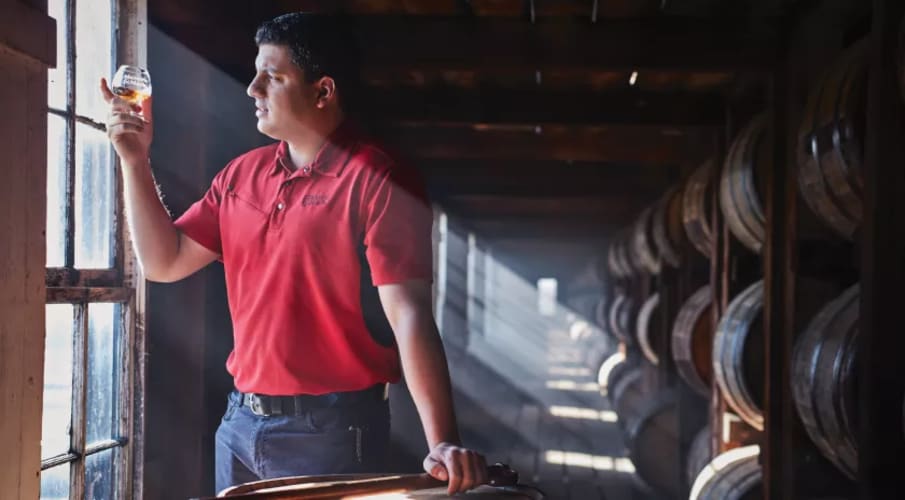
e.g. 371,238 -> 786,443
100,77 -> 153,167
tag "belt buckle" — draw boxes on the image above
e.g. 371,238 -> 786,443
249,394 -> 265,416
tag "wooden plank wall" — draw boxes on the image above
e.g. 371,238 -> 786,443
0,1 -> 55,499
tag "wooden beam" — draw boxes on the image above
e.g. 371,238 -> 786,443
149,15 -> 777,80
457,217 -> 619,240
422,160 -> 671,198
362,86 -> 725,127
381,124 -> 708,164
352,17 -> 776,72
441,194 -> 649,218
859,0 -> 905,497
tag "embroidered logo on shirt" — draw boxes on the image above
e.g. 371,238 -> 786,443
302,194 -> 328,207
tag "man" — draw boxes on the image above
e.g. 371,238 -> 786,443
101,12 -> 487,496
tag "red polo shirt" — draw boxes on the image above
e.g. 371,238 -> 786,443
173,122 -> 433,395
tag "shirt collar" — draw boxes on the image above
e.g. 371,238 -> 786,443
271,120 -> 359,178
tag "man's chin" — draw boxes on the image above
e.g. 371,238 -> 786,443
256,121 -> 280,139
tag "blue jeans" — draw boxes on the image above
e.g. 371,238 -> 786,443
214,390 -> 391,494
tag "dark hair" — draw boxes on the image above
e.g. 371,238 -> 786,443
254,13 -> 361,110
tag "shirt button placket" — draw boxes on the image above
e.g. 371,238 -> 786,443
274,179 -> 289,226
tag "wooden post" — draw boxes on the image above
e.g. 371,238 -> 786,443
763,15 -> 799,499
709,113 -> 729,457
0,2 -> 55,499
859,0 -> 905,497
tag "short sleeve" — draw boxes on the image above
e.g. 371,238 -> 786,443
362,166 -> 433,286
173,169 -> 226,255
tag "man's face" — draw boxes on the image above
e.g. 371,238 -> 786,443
246,44 -> 319,139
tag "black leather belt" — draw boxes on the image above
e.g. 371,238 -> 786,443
238,383 -> 388,416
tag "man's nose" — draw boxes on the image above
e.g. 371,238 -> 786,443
247,77 -> 262,98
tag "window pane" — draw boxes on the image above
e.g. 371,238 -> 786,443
537,278 -> 558,316
47,0 -> 68,110
75,0 -> 112,121
46,114 -> 68,267
42,304 -> 74,460
75,123 -> 114,268
86,303 -> 121,444
85,448 -> 115,500
40,462 -> 71,500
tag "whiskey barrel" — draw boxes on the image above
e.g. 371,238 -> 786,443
651,185 -> 685,268
713,281 -> 765,431
636,293 -> 662,365
597,351 -> 626,398
683,159 -> 715,258
630,206 -> 661,275
792,284 -> 859,479
797,40 -> 867,239
720,115 -> 769,254
689,445 -> 762,500
215,468 -> 543,499
687,426 -> 712,487
610,368 -> 681,499
607,233 -> 636,279
594,296 -> 609,331
615,236 -> 637,277
608,294 -> 637,345
671,286 -> 714,396
607,237 -> 627,279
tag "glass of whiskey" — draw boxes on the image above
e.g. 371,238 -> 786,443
111,65 -> 152,105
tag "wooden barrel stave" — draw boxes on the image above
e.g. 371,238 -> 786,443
812,45 -> 860,232
797,40 -> 867,239
683,160 -> 715,258
606,243 -> 622,279
597,351 -> 626,398
626,394 -> 680,499
713,281 -> 765,431
792,284 -> 860,479
636,293 -> 661,365
594,296 -> 609,331
219,476 -> 541,499
610,367 -> 680,498
630,206 -> 661,275
615,236 -> 635,277
821,41 -> 867,224
686,426 -> 711,487
665,184 -> 687,262
720,115 -> 768,254
608,294 -> 637,345
609,233 -> 636,279
672,285 -> 715,396
608,232 -> 633,279
690,445 -> 762,500
610,367 -> 644,412
652,186 -> 684,268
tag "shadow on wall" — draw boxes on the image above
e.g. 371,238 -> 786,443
389,216 -> 619,478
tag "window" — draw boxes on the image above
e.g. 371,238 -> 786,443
537,278 -> 558,316
42,1 -> 143,498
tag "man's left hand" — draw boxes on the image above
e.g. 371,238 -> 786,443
423,442 -> 488,495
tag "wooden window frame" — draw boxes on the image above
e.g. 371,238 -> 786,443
41,0 -> 147,499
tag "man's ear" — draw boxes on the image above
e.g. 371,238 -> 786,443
316,76 -> 337,108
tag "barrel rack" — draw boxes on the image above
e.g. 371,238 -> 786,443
597,1 -> 905,498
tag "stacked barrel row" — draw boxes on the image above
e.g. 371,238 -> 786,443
598,38 -> 876,499
597,351 -> 683,498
